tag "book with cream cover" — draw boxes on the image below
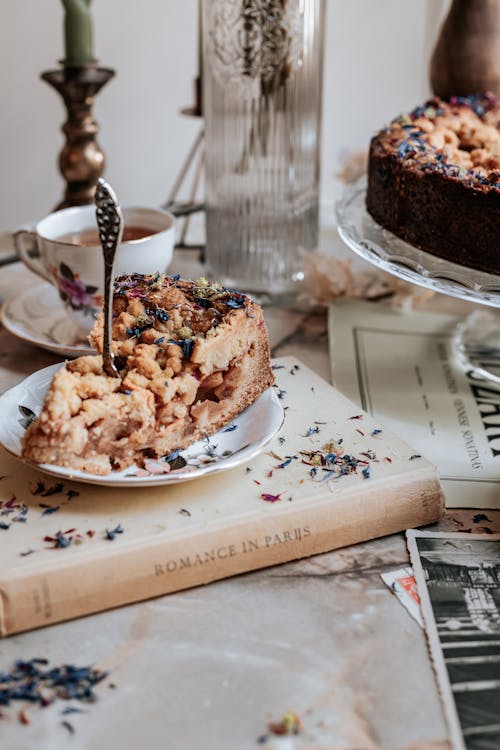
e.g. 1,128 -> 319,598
0,357 -> 444,637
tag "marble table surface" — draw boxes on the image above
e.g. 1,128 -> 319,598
0,228 -> 497,750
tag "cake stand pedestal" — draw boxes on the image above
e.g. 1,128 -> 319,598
336,177 -> 500,384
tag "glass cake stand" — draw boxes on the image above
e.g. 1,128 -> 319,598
336,176 -> 500,384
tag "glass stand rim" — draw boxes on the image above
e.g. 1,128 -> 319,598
336,177 -> 500,383
454,310 -> 500,386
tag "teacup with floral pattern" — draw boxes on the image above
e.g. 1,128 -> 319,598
14,205 -> 175,339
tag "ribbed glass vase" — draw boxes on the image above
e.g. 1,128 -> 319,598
202,0 -> 325,300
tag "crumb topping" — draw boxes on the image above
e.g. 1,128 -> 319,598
87,273 -> 262,395
373,93 -> 500,190
90,273 -> 253,369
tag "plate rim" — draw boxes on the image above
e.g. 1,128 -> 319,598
0,362 -> 285,487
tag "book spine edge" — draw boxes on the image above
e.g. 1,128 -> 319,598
0,468 -> 444,636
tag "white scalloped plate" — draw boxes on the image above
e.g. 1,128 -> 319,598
0,363 -> 284,487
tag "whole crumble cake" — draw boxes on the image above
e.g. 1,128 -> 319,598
22,274 -> 275,475
366,93 -> 500,273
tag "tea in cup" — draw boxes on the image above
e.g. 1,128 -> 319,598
14,205 -> 175,338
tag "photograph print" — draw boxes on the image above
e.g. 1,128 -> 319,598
408,531 -> 500,750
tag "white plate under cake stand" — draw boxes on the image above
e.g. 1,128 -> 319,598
0,363 -> 285,488
1,282 -> 94,358
336,177 -> 500,384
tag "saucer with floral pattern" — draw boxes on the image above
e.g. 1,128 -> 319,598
1,282 -> 94,358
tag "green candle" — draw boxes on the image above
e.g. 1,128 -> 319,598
61,0 -> 94,65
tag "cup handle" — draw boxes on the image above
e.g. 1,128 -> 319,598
13,230 -> 51,283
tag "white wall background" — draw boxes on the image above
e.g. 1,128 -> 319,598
0,0 -> 449,229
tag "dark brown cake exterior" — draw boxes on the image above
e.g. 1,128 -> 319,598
366,94 -> 500,274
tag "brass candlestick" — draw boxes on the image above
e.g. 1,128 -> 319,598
41,63 -> 115,210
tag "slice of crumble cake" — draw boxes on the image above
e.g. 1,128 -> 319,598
22,274 -> 275,475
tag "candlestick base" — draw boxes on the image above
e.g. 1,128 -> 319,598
41,64 -> 115,210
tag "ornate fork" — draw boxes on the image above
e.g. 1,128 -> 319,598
94,178 -> 123,378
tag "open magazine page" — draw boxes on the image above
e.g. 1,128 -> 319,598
407,530 -> 500,750
329,300 -> 500,508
